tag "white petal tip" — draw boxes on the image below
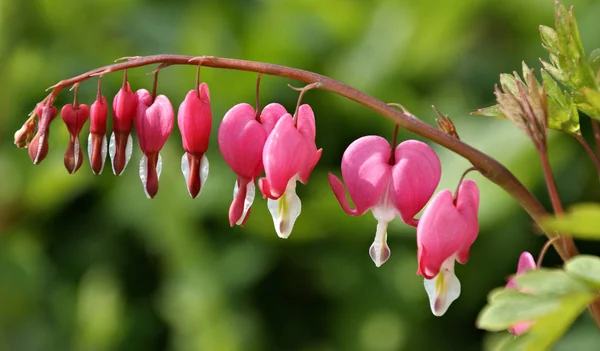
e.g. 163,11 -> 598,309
423,258 -> 461,317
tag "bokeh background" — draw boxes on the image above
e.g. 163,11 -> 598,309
1,0 -> 600,350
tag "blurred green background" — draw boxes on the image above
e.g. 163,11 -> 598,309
1,0 -> 600,350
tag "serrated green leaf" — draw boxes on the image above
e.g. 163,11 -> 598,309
477,290 -> 560,332
541,203 -> 600,239
515,269 -> 591,296
495,292 -> 594,351
590,48 -> 600,74
472,104 -> 505,118
541,70 -> 567,106
539,25 -> 559,54
581,87 -> 600,120
500,73 -> 518,95
564,255 -> 600,290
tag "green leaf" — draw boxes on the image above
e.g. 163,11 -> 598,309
581,87 -> 600,120
589,48 -> 600,76
500,73 -> 518,95
515,269 -> 590,296
539,25 -> 559,55
495,292 -> 595,351
541,203 -> 600,239
564,255 -> 600,290
476,289 -> 560,332
542,69 -> 580,133
472,104 -> 505,118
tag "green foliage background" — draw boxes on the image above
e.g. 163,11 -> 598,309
1,0 -> 600,350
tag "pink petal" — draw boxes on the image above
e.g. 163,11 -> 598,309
506,252 -> 536,290
296,104 -> 316,141
218,103 -> 267,178
417,190 -> 467,279
260,115 -> 310,199
454,180 -> 480,264
134,90 -> 174,153
327,173 -> 362,216
259,103 -> 288,135
112,82 -> 137,133
339,136 -> 392,214
390,140 -> 441,226
509,321 -> 533,336
178,83 -> 212,154
61,104 -> 90,135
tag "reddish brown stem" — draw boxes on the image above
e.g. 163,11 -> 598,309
592,119 -> 600,158
572,132 -> 600,181
43,55 -> 568,255
36,53 -> 600,328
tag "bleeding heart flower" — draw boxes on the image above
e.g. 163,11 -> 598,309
328,136 -> 441,267
417,179 -> 480,316
178,83 -> 212,198
506,251 -> 537,335
110,81 -> 137,175
61,102 -> 90,174
134,89 -> 174,198
87,95 -> 108,175
258,104 -> 322,239
218,102 -> 287,226
29,103 -> 58,165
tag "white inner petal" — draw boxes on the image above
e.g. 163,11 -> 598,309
109,133 -> 133,175
423,255 -> 461,317
109,132 -> 117,173
235,181 -> 255,226
199,154 -> 209,190
100,135 -> 107,174
139,154 -> 149,198
369,220 -> 391,267
35,132 -> 45,164
371,181 -> 397,223
125,134 -> 133,170
181,153 -> 190,194
267,177 -> 301,239
139,154 -> 162,199
71,136 -> 80,174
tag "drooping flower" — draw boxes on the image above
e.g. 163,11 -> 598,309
218,102 -> 287,226
328,137 -> 441,267
110,80 -> 138,175
506,251 -> 537,335
134,89 -> 174,198
61,102 -> 90,174
177,83 -> 212,198
88,95 -> 108,175
29,103 -> 58,165
417,179 -> 480,316
258,104 -> 322,239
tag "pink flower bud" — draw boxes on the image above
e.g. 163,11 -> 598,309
88,96 -> 109,175
134,89 -> 174,198
417,179 -> 480,316
328,137 -> 441,267
218,103 -> 287,227
506,252 -> 536,335
110,81 -> 138,175
28,103 -> 58,165
61,103 -> 90,174
177,83 -> 212,198
258,105 -> 322,238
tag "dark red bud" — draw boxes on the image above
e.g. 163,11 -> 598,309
64,135 -> 84,174
112,82 -> 137,132
90,96 -> 108,135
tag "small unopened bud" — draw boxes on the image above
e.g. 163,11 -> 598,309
28,104 -> 58,165
432,106 -> 460,140
14,121 -> 35,148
